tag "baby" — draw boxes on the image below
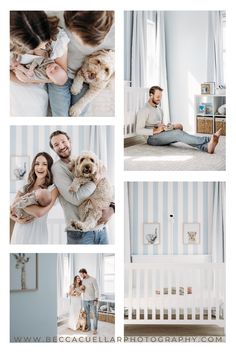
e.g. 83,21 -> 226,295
11,189 -> 52,219
11,57 -> 67,85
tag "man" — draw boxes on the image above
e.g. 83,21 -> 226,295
47,11 -> 115,116
50,130 -> 114,244
136,85 -> 222,153
79,268 -> 99,335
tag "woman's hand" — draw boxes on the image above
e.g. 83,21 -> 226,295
10,211 -> 34,224
14,69 -> 36,83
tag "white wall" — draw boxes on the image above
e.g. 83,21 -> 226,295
10,254 -> 57,342
74,254 -> 97,279
165,11 -> 208,132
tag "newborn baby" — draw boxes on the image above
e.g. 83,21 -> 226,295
11,57 -> 67,85
12,189 -> 52,219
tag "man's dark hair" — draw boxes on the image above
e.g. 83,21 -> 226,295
149,86 -> 163,96
64,11 -> 114,46
49,130 -> 70,149
79,268 -> 87,274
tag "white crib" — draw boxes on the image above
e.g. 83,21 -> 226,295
124,256 -> 225,327
124,87 -> 149,138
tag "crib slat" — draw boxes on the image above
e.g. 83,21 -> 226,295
207,266 -> 212,321
128,268 -> 132,320
144,268 -> 148,320
159,269 -> 163,320
136,270 -> 140,320
151,269 -> 156,320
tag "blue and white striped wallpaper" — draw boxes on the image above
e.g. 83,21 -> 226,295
127,182 -> 214,256
10,125 -> 114,193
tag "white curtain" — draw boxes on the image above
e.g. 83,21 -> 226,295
96,254 -> 104,296
207,11 -> 224,87
57,254 -> 76,318
125,11 -> 170,121
124,182 -> 131,263
212,182 -> 225,263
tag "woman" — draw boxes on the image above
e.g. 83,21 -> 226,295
10,11 -> 69,116
68,275 -> 85,330
10,152 -> 58,244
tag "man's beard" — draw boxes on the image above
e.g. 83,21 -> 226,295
58,147 -> 71,159
152,98 -> 160,106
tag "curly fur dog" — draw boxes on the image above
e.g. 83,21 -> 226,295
69,49 -> 115,117
76,310 -> 87,331
68,151 -> 113,231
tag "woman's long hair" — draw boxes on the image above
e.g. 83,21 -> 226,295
22,152 -> 53,195
73,275 -> 82,289
10,11 -> 59,55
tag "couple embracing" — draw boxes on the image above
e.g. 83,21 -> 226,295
10,130 -> 114,244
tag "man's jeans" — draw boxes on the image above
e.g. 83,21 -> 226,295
147,129 -> 210,152
83,300 -> 98,331
48,79 -> 89,117
67,227 -> 108,244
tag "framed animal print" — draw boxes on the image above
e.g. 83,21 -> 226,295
143,223 -> 160,245
10,253 -> 38,292
183,223 -> 200,245
10,155 -> 30,181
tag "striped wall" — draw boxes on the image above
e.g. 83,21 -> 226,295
127,182 -> 214,256
10,125 -> 114,193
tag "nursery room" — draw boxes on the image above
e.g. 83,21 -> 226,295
124,11 -> 226,171
10,125 -> 115,245
124,182 -> 225,340
57,253 -> 115,340
10,253 -> 115,342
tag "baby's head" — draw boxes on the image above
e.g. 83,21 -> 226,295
46,62 -> 67,85
35,189 -> 52,207
80,285 -> 85,291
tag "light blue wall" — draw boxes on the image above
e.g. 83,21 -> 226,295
10,125 -> 114,193
10,254 -> 57,342
128,182 -> 213,256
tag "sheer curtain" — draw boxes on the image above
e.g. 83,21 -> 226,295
124,11 -> 170,120
124,182 -> 131,263
96,254 -> 104,296
211,182 -> 225,263
57,254 -> 76,319
207,11 -> 225,87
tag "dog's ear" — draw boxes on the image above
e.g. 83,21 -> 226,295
68,159 -> 76,172
94,159 -> 106,183
89,49 -> 107,59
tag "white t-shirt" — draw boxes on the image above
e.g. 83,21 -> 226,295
47,11 -> 115,78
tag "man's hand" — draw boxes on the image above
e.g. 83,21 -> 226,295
153,124 -> 166,135
97,206 -> 114,225
14,68 -> 35,83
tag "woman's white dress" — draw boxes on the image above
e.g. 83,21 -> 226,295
10,28 -> 69,116
11,185 -> 55,244
68,288 -> 82,330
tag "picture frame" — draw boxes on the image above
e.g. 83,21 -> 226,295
10,253 -> 38,292
183,223 -> 200,245
10,155 -> 30,181
143,223 -> 160,245
201,82 -> 215,95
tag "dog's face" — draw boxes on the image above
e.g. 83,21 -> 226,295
80,310 -> 87,320
72,151 -> 106,182
82,49 -> 115,83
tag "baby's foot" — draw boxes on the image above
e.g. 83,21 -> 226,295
207,128 -> 222,154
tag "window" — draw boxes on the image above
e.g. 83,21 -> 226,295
103,255 -> 115,295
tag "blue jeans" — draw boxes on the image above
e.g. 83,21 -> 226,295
147,129 -> 210,152
67,228 -> 108,244
83,300 -> 98,331
48,79 -> 89,117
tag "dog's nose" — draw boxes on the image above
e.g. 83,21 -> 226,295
89,72 -> 96,80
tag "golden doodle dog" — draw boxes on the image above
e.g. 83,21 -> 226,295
76,310 -> 87,331
69,49 -> 115,117
68,151 -> 113,232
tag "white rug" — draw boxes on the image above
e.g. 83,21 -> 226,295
124,136 -> 225,171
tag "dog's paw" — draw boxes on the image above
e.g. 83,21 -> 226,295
71,220 -> 83,230
69,105 -> 82,117
68,185 -> 77,192
71,83 -> 82,96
